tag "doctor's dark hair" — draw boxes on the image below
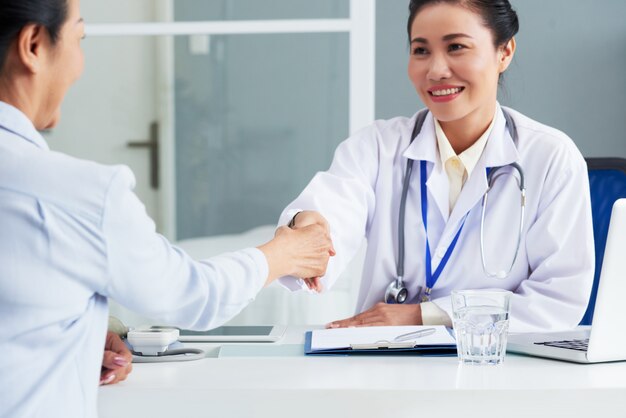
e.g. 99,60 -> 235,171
0,0 -> 68,74
407,0 -> 519,48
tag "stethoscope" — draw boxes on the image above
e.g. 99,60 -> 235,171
384,109 -> 526,304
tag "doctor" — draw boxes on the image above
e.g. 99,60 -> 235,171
279,0 -> 594,333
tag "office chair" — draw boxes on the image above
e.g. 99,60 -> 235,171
580,158 -> 626,325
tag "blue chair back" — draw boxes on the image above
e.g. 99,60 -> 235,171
581,158 -> 626,325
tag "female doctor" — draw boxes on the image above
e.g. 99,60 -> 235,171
279,0 -> 594,333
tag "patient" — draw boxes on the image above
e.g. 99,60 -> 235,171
0,0 -> 334,417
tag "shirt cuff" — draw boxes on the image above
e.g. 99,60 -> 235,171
277,275 -> 305,291
421,301 -> 453,327
244,247 -> 270,297
279,208 -> 303,228
277,275 -> 320,293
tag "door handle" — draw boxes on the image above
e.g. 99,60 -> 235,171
127,121 -> 159,189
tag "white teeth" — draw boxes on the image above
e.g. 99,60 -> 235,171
432,87 -> 462,96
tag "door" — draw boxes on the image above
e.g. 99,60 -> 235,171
47,0 -> 162,227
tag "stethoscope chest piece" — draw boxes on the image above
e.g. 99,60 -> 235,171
385,278 -> 409,304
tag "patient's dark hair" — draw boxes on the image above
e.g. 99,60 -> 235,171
407,0 -> 519,47
0,0 -> 68,73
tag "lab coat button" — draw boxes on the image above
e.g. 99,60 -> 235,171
435,247 -> 446,258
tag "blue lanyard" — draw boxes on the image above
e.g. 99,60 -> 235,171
419,160 -> 471,301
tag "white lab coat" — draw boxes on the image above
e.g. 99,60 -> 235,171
279,105 -> 594,333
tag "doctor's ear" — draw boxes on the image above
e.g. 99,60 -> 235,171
15,24 -> 49,74
497,37 -> 516,74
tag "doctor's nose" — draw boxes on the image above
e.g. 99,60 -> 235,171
427,54 -> 452,81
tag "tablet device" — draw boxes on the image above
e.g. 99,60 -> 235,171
165,325 -> 286,342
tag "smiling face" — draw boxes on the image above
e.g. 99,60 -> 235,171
407,2 -> 514,133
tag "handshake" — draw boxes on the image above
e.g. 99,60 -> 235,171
257,210 -> 335,291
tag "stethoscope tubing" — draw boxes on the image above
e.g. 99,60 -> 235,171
480,162 -> 526,279
395,110 -> 428,284
396,153 -> 413,285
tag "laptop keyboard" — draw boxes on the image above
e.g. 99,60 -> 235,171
534,338 -> 589,352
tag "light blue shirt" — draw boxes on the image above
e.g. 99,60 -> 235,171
0,101 -> 268,418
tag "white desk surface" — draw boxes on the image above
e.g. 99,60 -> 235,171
99,326 -> 626,418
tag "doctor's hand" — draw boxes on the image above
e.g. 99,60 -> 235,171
100,331 -> 133,386
289,210 -> 330,231
288,211 -> 333,292
258,223 -> 335,286
326,303 -> 423,328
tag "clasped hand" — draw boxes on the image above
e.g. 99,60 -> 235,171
287,211 -> 336,292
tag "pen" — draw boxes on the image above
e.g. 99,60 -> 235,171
393,327 -> 436,342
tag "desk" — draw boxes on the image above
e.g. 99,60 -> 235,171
99,326 -> 626,418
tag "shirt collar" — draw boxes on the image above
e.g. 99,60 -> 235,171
434,119 -> 457,167
403,103 -> 519,169
434,106 -> 497,179
0,101 -> 50,150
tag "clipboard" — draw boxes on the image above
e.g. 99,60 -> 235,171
304,326 -> 457,356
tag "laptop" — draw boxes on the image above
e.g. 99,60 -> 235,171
507,198 -> 626,363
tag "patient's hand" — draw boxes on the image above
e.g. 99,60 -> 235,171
100,331 -> 133,385
258,222 -> 335,285
288,211 -> 332,292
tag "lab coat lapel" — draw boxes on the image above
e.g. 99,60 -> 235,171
483,106 -> 520,168
446,107 -> 520,234
426,160 -> 450,223
403,113 -> 449,222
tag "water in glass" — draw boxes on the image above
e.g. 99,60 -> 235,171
453,305 -> 509,365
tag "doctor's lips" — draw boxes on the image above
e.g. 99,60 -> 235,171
427,85 -> 465,102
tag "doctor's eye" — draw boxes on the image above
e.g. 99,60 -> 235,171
448,43 -> 466,52
412,46 -> 429,56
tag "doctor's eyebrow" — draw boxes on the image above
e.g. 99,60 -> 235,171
411,33 -> 474,44
77,18 -> 84,24
442,33 -> 473,41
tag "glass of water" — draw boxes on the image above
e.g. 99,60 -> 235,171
451,289 -> 512,365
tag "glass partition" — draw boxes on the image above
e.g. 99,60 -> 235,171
51,31 -> 349,240
174,32 -> 349,238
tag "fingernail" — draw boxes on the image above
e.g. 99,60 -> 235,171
113,357 -> 128,367
326,323 -> 337,329
100,374 -> 115,385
